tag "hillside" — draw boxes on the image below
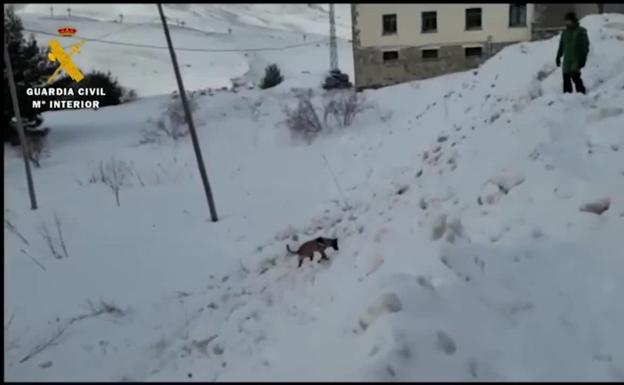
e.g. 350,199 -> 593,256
4,12 -> 624,382
14,4 -> 352,96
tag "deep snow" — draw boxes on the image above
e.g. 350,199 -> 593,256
4,8 -> 624,382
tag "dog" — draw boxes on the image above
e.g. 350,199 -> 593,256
286,237 -> 339,268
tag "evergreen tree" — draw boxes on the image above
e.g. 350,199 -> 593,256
259,64 -> 284,90
3,6 -> 56,143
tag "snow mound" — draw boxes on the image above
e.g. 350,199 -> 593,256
5,13 -> 624,382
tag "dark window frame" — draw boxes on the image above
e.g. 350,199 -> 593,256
509,3 -> 527,27
464,46 -> 483,57
465,8 -> 483,31
382,14 -> 398,35
421,48 -> 439,60
421,11 -> 438,33
382,50 -> 399,62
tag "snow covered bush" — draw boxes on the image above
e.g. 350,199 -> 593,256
259,64 -> 284,89
142,92 -> 198,143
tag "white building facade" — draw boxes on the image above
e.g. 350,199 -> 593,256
351,3 -> 619,90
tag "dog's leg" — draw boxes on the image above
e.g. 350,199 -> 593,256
319,251 -> 329,262
298,256 -> 303,268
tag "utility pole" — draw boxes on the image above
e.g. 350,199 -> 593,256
328,3 -> 338,72
156,4 -> 219,222
4,37 -> 38,210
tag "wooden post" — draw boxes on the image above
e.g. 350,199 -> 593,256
157,4 -> 219,222
4,37 -> 38,210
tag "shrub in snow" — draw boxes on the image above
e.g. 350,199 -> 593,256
95,157 -> 133,206
323,90 -> 371,128
259,64 -> 284,90
284,89 -> 323,143
38,213 -> 69,259
285,89 -> 372,143
142,92 -> 199,143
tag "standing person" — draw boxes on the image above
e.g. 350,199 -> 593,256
556,12 -> 590,94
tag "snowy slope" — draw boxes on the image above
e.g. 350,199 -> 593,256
5,13 -> 624,382
14,4 -> 352,96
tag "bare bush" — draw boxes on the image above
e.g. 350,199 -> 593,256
39,224 -> 62,259
54,213 -> 69,258
284,89 -> 372,143
97,157 -> 133,206
141,92 -> 199,144
284,89 -> 324,143
28,136 -> 48,168
38,213 -> 69,259
323,91 -> 371,128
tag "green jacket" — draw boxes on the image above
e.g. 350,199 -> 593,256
557,23 -> 590,74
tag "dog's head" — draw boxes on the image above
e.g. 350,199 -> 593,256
330,238 -> 339,251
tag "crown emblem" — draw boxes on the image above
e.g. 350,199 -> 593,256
57,27 -> 77,37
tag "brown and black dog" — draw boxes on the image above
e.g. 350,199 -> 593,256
287,237 -> 339,268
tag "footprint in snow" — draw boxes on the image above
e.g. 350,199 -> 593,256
436,331 -> 457,355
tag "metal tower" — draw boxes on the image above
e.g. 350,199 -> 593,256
329,4 -> 338,72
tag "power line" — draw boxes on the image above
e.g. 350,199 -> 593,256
23,27 -> 327,52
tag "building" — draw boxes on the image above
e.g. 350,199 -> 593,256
351,3 -> 624,90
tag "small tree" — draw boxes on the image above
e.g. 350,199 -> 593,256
96,157 -> 133,206
259,64 -> 284,90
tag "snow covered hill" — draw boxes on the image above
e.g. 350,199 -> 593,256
5,11 -> 624,382
14,4 -> 352,96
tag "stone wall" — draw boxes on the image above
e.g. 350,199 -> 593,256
353,42 -> 511,91
604,3 -> 624,13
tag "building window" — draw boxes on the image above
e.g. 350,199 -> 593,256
465,46 -> 483,57
421,11 -> 437,33
383,50 -> 399,62
421,49 -> 439,60
465,8 -> 482,30
382,14 -> 397,35
509,3 -> 527,27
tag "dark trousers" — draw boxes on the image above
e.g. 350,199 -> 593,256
563,71 -> 586,94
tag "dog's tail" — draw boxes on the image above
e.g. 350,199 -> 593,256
286,244 -> 297,254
